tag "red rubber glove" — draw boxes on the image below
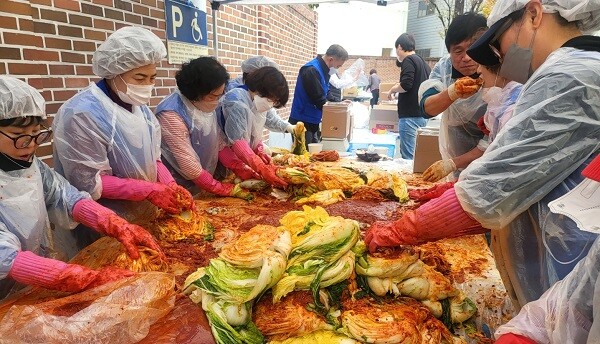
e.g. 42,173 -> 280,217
409,182 -> 455,203
193,169 -> 234,196
495,334 -> 537,344
232,140 -> 287,188
365,188 -> 487,252
8,251 -> 134,293
219,147 -> 261,180
254,142 -> 271,164
101,175 -> 192,214
72,199 -> 165,260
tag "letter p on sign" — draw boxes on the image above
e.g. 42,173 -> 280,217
171,6 -> 183,38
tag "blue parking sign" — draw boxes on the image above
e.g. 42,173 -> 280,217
164,0 -> 209,63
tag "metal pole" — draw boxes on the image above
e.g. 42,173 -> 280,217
211,1 -> 221,58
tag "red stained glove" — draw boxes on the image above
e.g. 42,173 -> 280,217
477,116 -> 491,136
8,251 -> 135,293
409,182 -> 455,203
101,175 -> 192,214
73,199 -> 165,260
193,169 -> 234,196
495,334 -> 537,344
219,147 -> 261,180
232,140 -> 288,188
365,188 -> 486,252
255,142 -> 271,164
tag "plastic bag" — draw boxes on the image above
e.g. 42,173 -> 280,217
0,272 -> 176,344
329,58 -> 365,89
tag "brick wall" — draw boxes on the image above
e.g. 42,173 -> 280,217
0,0 -> 318,166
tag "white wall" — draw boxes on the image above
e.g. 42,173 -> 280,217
316,2 -> 409,56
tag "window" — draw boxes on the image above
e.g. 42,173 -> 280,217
417,0 -> 435,17
415,49 -> 431,58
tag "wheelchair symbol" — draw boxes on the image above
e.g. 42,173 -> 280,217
191,12 -> 203,42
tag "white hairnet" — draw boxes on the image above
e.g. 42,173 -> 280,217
489,0 -> 600,33
241,56 -> 279,73
0,76 -> 45,120
92,26 -> 167,79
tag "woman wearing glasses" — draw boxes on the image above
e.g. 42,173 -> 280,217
155,57 -> 251,200
0,76 -> 164,299
365,0 -> 600,309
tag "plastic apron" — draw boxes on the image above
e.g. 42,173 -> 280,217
155,91 -> 222,192
0,162 -> 50,298
219,87 -> 267,150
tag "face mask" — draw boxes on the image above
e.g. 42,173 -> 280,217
253,96 -> 274,113
482,86 -> 504,105
115,75 -> 154,106
329,67 -> 338,76
0,152 -> 33,171
396,56 -> 402,63
499,22 -> 537,84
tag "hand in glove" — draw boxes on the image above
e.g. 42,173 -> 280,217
422,159 -> 457,182
255,142 -> 272,164
286,124 -> 296,134
101,175 -> 192,214
365,188 -> 485,252
408,182 -> 455,203
8,251 -> 135,293
494,334 -> 537,344
447,76 -> 483,101
72,199 -> 165,260
219,147 -> 261,180
232,139 -> 288,188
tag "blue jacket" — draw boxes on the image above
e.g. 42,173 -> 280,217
290,58 -> 328,125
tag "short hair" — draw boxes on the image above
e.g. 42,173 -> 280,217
175,57 -> 229,101
395,33 -> 416,51
325,44 -> 348,61
370,69 -> 377,75
445,12 -> 487,51
0,116 -> 44,128
245,66 -> 289,108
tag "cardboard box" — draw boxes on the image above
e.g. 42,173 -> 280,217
321,102 -> 351,139
379,82 -> 396,94
413,128 -> 442,173
342,86 -> 358,98
369,104 -> 398,132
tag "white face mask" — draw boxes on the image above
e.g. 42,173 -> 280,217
481,86 -> 503,105
115,75 -> 154,106
329,67 -> 338,76
253,95 -> 274,113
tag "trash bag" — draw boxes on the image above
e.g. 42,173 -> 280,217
330,58 -> 365,89
0,272 -> 176,344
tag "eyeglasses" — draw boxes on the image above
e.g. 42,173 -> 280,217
0,127 -> 53,149
489,44 -> 503,64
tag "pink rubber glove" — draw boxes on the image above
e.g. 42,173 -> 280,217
219,147 -> 261,180
72,199 -> 165,260
254,142 -> 271,164
193,169 -> 234,196
156,159 -> 176,185
8,251 -> 134,293
494,334 -> 537,344
408,182 -> 455,203
365,187 -> 487,252
232,140 -> 287,188
101,175 -> 193,214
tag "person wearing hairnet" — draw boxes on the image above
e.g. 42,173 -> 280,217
422,55 -> 522,182
0,76 -> 164,299
289,44 -> 349,146
366,0 -> 600,308
217,66 -> 291,188
494,155 -> 600,343
417,13 -> 488,172
155,57 -> 252,200
52,27 -> 193,255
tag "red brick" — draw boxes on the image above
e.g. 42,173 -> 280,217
49,64 -> 75,75
104,8 -> 124,21
29,77 -> 65,89
92,0 -> 113,6
76,65 -> 94,76
36,144 -> 54,157
54,0 -> 80,11
69,14 -> 93,27
58,25 -> 84,38
53,90 -> 77,101
65,78 -> 90,88
114,0 -> 133,11
93,18 -> 114,31
73,40 -> 97,52
141,0 -> 156,6
133,4 -> 150,16
84,29 -> 106,41
124,13 -> 142,25
30,0 -> 52,5
0,47 -> 21,60
45,37 -> 72,50
0,1 -> 31,16
18,18 -> 34,32
0,63 -> 5,75
33,21 -> 56,34
61,51 -> 86,64
0,16 -> 17,30
81,3 -> 104,17
39,9 -> 68,22
3,32 -> 43,47
46,103 -> 62,116
23,49 -> 60,62
8,63 -> 48,75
